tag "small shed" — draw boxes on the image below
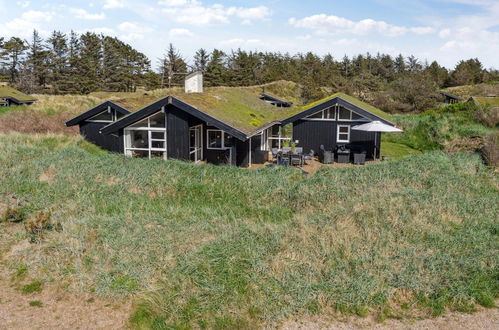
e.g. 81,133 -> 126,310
0,86 -> 36,106
437,91 -> 463,104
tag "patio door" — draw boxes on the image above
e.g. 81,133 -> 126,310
189,125 -> 203,162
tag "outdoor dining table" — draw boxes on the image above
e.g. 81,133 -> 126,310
277,150 -> 304,167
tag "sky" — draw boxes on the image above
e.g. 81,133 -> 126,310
1,0 -> 498,70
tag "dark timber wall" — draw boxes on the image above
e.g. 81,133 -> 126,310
80,122 -> 123,152
293,120 -> 380,159
166,106 -> 190,161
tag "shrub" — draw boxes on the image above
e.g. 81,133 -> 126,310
24,211 -> 54,243
1,206 -> 27,223
474,105 -> 499,128
481,132 -> 499,167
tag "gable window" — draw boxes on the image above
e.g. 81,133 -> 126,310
337,125 -> 350,143
305,105 -> 337,120
207,129 -> 233,150
87,107 -> 124,122
338,106 -> 367,121
124,111 -> 167,159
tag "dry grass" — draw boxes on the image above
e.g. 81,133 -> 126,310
0,133 -> 497,328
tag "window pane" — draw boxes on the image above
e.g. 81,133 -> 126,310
151,141 -> 165,149
352,112 -> 364,120
224,133 -> 233,148
339,133 -> 349,141
149,112 -> 165,128
325,108 -> 335,119
151,131 -> 165,140
339,107 -> 351,120
308,110 -> 323,119
130,118 -> 148,128
208,131 -> 222,149
339,126 -> 349,133
130,130 -> 148,148
116,111 -> 127,120
89,110 -> 113,121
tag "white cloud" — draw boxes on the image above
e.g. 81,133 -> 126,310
158,0 -> 271,26
16,1 -> 30,8
219,38 -> 264,47
103,0 -> 125,9
70,8 -> 106,20
118,21 -> 152,33
168,28 -> 194,37
289,14 -> 435,37
0,10 -> 53,37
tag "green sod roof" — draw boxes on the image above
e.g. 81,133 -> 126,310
472,96 -> 499,107
113,81 -> 392,135
0,86 -> 36,102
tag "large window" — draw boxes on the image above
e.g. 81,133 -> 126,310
305,105 -> 337,120
338,106 -> 366,121
87,107 -> 126,122
124,111 -> 167,159
267,124 -> 292,149
207,129 -> 233,150
337,125 -> 350,143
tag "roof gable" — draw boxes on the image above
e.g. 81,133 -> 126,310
0,86 -> 36,103
282,93 -> 394,125
65,101 -> 131,126
100,96 -> 249,141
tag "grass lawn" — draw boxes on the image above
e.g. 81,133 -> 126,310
0,133 -> 497,328
381,141 -> 422,159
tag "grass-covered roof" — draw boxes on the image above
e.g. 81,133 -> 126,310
113,81 -> 392,134
0,85 -> 36,102
472,96 -> 499,107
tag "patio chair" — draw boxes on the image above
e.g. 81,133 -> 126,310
290,153 -> 303,167
353,151 -> 366,165
336,145 -> 351,164
295,147 -> 303,154
318,145 -> 325,163
271,148 -> 279,162
276,152 -> 290,166
304,149 -> 314,161
282,146 -> 292,153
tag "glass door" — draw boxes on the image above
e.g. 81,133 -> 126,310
189,125 -> 203,162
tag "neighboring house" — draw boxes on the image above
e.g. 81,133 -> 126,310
66,75 -> 394,167
0,86 -> 36,106
437,91 -> 463,104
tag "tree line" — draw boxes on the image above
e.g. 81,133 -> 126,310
1,31 -> 498,112
0,30 -> 152,94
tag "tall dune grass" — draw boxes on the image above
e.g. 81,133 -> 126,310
0,133 -> 497,328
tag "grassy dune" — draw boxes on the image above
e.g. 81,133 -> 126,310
0,133 -> 497,328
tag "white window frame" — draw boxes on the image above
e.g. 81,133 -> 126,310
337,125 -> 350,143
267,126 -> 292,150
206,129 -> 233,150
337,106 -> 367,122
304,105 -> 338,121
123,110 -> 167,159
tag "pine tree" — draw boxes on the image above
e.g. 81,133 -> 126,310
394,54 -> 406,74
194,48 -> 210,72
47,31 -> 69,93
1,37 -> 27,83
26,30 -> 49,90
205,49 -> 227,86
78,32 -> 102,94
66,31 -> 81,93
159,44 -> 187,88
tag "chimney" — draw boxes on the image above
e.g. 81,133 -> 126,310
185,71 -> 204,93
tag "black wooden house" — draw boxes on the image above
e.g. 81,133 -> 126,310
67,78 -> 394,167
